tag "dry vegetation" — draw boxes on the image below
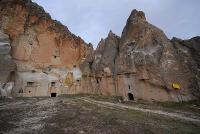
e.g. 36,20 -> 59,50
0,95 -> 200,134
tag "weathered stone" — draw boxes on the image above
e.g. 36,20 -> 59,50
0,82 -> 14,97
0,0 -> 199,101
80,9 -> 199,102
0,31 -> 16,86
91,31 -> 120,77
0,0 -> 91,70
0,0 -> 91,97
171,37 -> 200,99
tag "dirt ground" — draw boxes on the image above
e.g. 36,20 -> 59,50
0,95 -> 200,134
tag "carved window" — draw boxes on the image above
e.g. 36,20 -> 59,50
27,82 -> 34,87
51,82 -> 56,87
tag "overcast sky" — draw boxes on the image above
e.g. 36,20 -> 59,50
33,0 -> 200,48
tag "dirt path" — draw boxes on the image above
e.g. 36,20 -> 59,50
80,97 -> 200,123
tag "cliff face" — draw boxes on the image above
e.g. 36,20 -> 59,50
171,37 -> 200,99
81,10 -> 199,101
116,10 -> 198,101
91,31 -> 120,77
0,0 -> 92,97
0,0 -> 92,70
0,0 -> 199,101
0,31 -> 16,84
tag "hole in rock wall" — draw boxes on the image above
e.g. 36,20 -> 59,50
51,82 -> 56,87
54,56 -> 57,59
96,79 -> 99,84
32,70 -> 36,73
128,85 -> 131,89
27,82 -> 34,87
73,65 -> 77,68
18,89 -> 23,93
128,93 -> 134,100
9,71 -> 15,82
51,93 -> 57,97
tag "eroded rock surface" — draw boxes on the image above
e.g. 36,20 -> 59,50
0,0 -> 92,97
81,10 -> 199,101
0,0 -> 91,70
0,31 -> 16,97
0,0 -> 199,101
171,37 -> 200,99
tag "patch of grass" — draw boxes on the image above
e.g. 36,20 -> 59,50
146,100 -> 200,114
79,98 -> 200,134
87,95 -> 200,114
1,96 -> 200,134
87,94 -> 123,102
104,105 -> 200,133
156,100 -> 200,108
58,93 -> 93,98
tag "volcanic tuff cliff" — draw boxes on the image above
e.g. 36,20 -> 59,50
0,0 -> 92,97
81,10 -> 200,101
0,0 -> 199,101
0,0 -> 92,69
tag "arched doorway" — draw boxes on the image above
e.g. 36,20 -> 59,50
128,93 -> 134,100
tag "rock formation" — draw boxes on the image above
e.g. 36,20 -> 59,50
0,31 -> 16,97
171,37 -> 200,99
0,31 -> 16,83
81,10 -> 199,102
0,0 -> 92,97
0,0 -> 199,102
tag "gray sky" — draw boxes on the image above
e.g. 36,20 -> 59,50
33,0 -> 200,48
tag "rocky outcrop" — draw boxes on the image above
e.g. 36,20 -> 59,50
117,10 -> 198,100
0,31 -> 16,97
0,31 -> 16,82
91,31 -> 120,77
114,9 -> 194,101
81,10 -> 199,102
171,37 -> 200,99
80,31 -> 120,95
0,0 -> 199,101
0,0 -> 92,70
0,0 -> 92,97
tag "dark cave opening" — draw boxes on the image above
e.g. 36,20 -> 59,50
128,93 -> 134,100
51,93 -> 57,97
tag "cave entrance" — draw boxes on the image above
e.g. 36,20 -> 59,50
9,71 -> 15,82
51,93 -> 57,97
128,93 -> 134,100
